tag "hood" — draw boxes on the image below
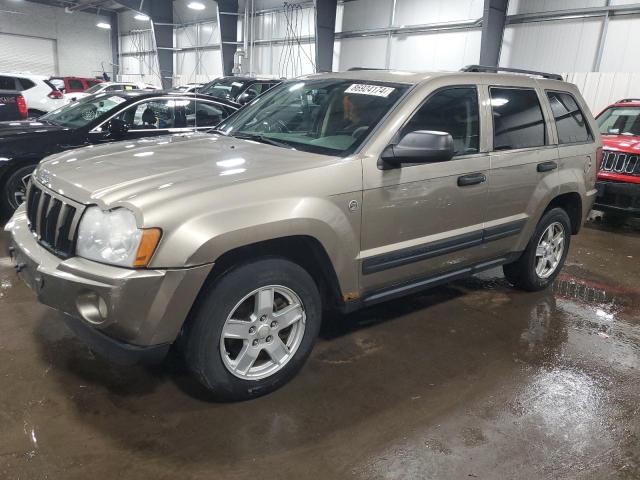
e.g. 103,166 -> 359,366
601,135 -> 640,154
36,132 -> 342,208
0,120 -> 69,139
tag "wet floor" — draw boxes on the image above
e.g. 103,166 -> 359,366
0,218 -> 639,479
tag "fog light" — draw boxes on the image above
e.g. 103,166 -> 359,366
76,291 -> 108,325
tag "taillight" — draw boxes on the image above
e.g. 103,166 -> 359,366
48,89 -> 63,99
16,94 -> 27,119
596,147 -> 604,171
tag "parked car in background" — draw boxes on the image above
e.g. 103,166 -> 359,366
0,90 -> 238,214
0,91 -> 28,121
174,83 -> 204,93
0,72 -> 65,117
198,76 -> 281,105
50,76 -> 103,94
4,68 -> 600,400
594,98 -> 640,220
65,81 -> 158,103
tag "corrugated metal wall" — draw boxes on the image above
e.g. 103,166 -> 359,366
0,0 -> 112,77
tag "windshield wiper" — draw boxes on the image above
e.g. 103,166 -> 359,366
232,132 -> 296,149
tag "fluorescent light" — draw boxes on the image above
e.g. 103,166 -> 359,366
96,21 -> 111,29
187,2 -> 206,10
134,13 -> 150,21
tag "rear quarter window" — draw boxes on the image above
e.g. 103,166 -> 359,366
0,76 -> 17,90
546,91 -> 593,144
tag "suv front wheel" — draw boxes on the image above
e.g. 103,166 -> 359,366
184,257 -> 321,401
503,208 -> 571,291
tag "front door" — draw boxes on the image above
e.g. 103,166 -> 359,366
360,85 -> 490,293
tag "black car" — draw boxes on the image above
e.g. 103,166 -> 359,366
198,76 -> 281,105
0,90 -> 27,122
0,90 -> 238,214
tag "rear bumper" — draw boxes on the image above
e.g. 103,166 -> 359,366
5,206 -> 213,364
594,180 -> 640,216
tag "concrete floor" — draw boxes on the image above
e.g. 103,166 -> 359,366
0,219 -> 639,480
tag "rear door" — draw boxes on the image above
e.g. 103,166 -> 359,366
483,83 -> 559,259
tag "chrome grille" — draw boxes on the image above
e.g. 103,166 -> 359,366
25,181 -> 83,258
600,151 -> 640,176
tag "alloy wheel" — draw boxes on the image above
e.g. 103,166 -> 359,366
535,221 -> 565,279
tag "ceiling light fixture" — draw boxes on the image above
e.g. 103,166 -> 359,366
187,2 -> 206,10
134,13 -> 149,21
96,21 -> 111,29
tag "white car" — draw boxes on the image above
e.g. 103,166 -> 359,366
64,81 -> 159,103
0,72 -> 65,116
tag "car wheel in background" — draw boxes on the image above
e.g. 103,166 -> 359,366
2,165 -> 36,216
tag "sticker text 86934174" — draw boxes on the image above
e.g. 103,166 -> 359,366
344,84 -> 396,97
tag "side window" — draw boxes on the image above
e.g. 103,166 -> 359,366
105,85 -> 116,92
403,86 -> 480,156
87,80 -> 101,87
68,79 -> 84,91
0,76 -> 17,90
185,100 -> 228,127
115,100 -> 176,129
490,87 -> 546,150
546,91 -> 592,144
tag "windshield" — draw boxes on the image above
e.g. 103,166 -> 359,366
597,106 -> 640,136
41,94 -> 126,128
217,79 -> 408,156
199,78 -> 249,100
84,84 -> 104,94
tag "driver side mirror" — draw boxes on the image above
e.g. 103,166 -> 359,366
237,91 -> 257,105
380,130 -> 455,168
106,118 -> 129,137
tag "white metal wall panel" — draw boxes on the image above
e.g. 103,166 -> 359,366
0,34 -> 56,75
565,72 -> 640,115
338,0 -> 393,31
599,14 -> 640,72
390,29 -> 481,71
0,1 -> 112,77
394,0 -> 483,26
250,42 -> 315,77
334,36 -> 387,71
507,0 -> 606,15
253,7 -> 315,40
500,18 -> 603,73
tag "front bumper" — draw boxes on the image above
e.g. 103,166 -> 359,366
594,180 -> 640,216
5,206 -> 213,364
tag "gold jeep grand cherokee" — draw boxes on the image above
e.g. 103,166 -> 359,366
6,67 -> 601,400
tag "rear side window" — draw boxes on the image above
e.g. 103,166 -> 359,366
17,78 -> 35,91
0,75 -> 16,90
68,79 -> 84,90
490,87 -> 546,150
403,86 -> 480,156
546,91 -> 592,144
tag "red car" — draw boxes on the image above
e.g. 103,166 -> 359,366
49,76 -> 103,94
594,98 -> 640,219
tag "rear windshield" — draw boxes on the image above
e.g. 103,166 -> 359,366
597,107 -> 640,136
41,94 -> 125,128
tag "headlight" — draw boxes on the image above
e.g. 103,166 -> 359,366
76,207 -> 161,268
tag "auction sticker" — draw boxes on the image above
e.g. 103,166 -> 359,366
345,84 -> 395,97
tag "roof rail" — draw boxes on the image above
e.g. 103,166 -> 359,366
617,98 -> 640,103
347,67 -> 387,71
460,65 -> 563,81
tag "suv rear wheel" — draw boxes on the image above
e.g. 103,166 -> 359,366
503,208 -> 571,291
184,257 -> 321,400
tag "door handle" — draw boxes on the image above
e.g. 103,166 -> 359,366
457,172 -> 486,187
537,161 -> 558,172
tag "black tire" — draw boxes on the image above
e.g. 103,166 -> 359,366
1,164 -> 37,216
184,257 -> 321,401
503,208 -> 572,292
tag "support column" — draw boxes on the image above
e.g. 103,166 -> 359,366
109,11 -> 119,81
217,0 -> 239,76
479,0 -> 509,67
315,0 -> 338,72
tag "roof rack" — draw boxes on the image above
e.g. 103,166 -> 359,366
617,98 -> 640,103
347,67 -> 387,71
460,65 -> 563,81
